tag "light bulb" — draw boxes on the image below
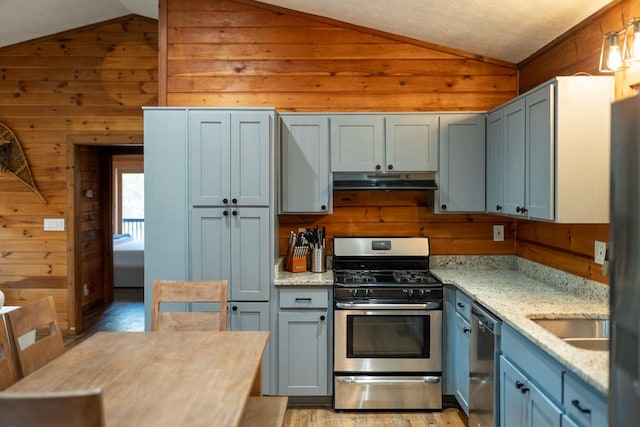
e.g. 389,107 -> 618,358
608,42 -> 623,71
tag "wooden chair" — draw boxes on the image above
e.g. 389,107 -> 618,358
6,296 -> 65,378
0,317 -> 18,390
151,280 -> 228,331
0,388 -> 105,427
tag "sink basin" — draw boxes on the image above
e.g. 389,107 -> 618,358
529,317 -> 609,351
562,338 -> 609,351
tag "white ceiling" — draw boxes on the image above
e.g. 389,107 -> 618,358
0,0 -> 614,63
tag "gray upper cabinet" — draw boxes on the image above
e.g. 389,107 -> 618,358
190,111 -> 270,207
435,114 -> 485,213
486,109 -> 505,215
385,115 -> 439,172
279,115 -> 331,214
330,115 -> 385,172
330,114 -> 439,173
487,76 -> 613,223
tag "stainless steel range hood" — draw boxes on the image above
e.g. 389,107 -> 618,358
333,172 -> 437,191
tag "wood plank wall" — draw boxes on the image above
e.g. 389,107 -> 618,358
0,16 -> 158,333
162,0 -> 520,263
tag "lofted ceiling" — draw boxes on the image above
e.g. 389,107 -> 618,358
0,0 -> 614,64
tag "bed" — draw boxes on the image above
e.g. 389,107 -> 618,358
113,234 -> 144,288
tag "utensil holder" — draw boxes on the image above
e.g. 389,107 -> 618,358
311,247 -> 326,272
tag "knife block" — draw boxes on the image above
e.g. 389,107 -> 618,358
285,246 -> 308,273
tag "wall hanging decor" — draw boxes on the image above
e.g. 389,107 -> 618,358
0,122 -> 47,204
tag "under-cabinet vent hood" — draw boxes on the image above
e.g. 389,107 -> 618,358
333,172 -> 437,191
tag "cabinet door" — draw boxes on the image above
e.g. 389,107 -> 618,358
454,311 -> 470,414
436,114 -> 485,213
503,99 -> 526,216
500,356 -> 528,427
528,381 -> 562,427
232,112 -> 271,206
443,286 -> 456,395
143,108 -> 189,328
190,208 -> 232,282
525,85 -> 554,221
280,115 -> 331,213
229,301 -> 271,395
189,111 -> 231,207
385,115 -> 438,172
486,109 -> 505,214
278,310 -> 328,395
230,207 -> 270,301
330,115 -> 384,172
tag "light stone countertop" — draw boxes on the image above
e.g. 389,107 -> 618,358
273,254 -> 610,395
432,257 -> 609,396
273,257 -> 334,286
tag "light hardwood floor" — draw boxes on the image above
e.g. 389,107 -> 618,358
70,290 -> 467,426
283,407 -> 466,426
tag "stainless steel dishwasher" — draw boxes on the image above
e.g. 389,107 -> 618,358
469,303 -> 501,427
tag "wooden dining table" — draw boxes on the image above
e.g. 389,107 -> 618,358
7,330 -> 270,426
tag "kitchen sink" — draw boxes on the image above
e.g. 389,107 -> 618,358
529,317 -> 609,351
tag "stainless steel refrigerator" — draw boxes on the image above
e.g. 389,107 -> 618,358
610,93 -> 640,426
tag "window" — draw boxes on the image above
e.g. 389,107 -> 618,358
113,155 -> 144,240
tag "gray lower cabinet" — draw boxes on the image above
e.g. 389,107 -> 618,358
500,324 -> 606,427
444,286 -> 472,414
229,301 -> 271,394
277,288 -> 330,396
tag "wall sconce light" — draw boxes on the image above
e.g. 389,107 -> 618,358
599,17 -> 640,72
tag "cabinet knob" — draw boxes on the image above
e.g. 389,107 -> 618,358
463,327 -> 471,333
232,306 -> 238,311
320,315 -> 326,321
375,164 -> 381,170
457,302 -> 465,308
232,198 -> 238,204
223,211 -> 229,216
232,210 -> 238,216
321,205 -> 327,210
571,399 -> 591,414
520,387 -> 530,394
516,206 -> 528,214
223,198 -> 228,204
515,381 -> 524,389
441,204 -> 447,211
387,164 -> 394,170
496,205 -> 502,211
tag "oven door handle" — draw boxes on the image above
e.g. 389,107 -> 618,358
337,376 -> 441,384
335,302 -> 440,310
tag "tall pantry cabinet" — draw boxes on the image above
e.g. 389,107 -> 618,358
143,107 -> 277,394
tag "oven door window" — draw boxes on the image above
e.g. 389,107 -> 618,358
347,314 -> 430,358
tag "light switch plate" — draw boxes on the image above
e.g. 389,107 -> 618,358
493,225 -> 504,242
44,218 -> 65,231
595,240 -> 606,265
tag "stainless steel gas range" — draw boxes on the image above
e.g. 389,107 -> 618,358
332,236 -> 443,411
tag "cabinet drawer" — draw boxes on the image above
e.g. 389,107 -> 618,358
455,290 -> 472,321
563,373 -> 607,427
279,289 -> 329,309
501,325 -> 563,404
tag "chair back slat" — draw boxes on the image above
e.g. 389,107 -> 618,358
151,280 -> 228,331
0,318 -> 17,390
0,388 -> 105,427
7,296 -> 65,378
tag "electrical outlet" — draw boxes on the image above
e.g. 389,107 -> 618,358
493,225 -> 504,242
83,284 -> 90,297
595,241 -> 606,265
